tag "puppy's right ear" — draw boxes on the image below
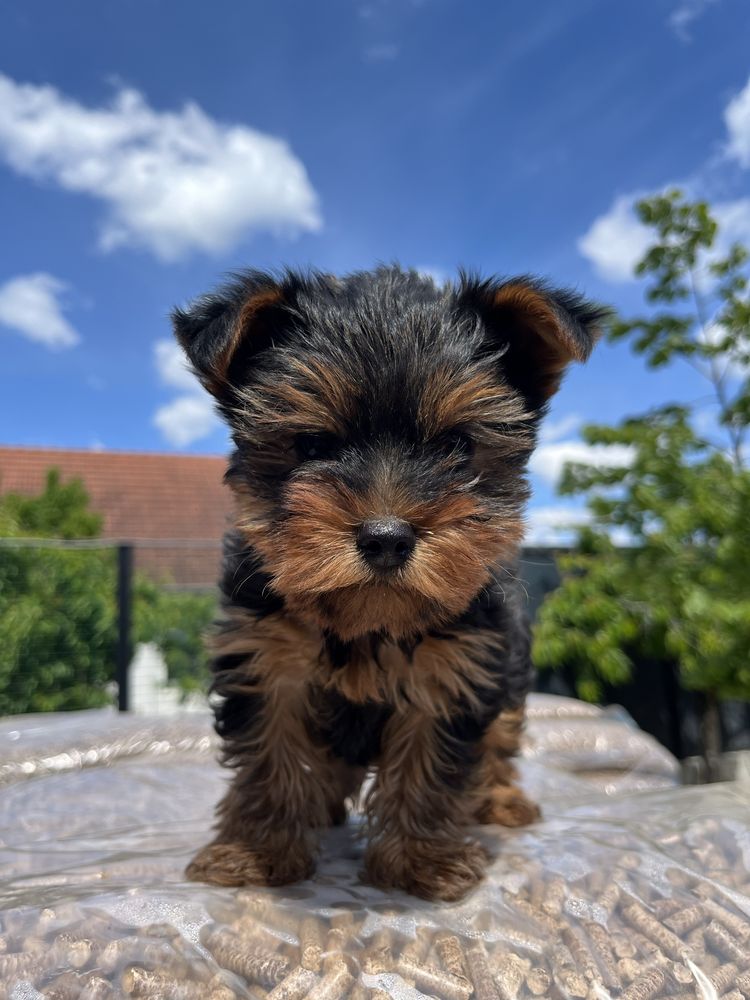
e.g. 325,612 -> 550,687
171,271 -> 288,398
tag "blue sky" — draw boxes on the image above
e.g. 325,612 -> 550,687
1,0 -> 749,540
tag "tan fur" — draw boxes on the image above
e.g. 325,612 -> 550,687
234,358 -> 355,440
237,463 -> 524,640
418,363 -> 530,440
324,628 -> 502,715
187,614 -> 337,887
203,286 -> 283,395
475,709 -> 541,827
493,283 -> 583,399
363,710 -> 488,901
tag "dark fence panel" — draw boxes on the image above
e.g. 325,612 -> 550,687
116,544 -> 133,712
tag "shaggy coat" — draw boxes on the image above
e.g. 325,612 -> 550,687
173,266 -> 604,900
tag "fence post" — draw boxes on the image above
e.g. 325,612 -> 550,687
116,543 -> 134,712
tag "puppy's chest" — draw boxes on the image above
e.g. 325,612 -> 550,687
316,628 -> 503,719
312,689 -> 393,767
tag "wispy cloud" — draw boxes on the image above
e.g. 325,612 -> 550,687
668,0 -> 720,41
526,504 -> 592,546
530,438 -> 634,487
725,74 -> 750,167
153,394 -> 220,448
154,338 -> 201,393
0,272 -> 80,348
152,339 -> 220,447
416,266 -> 449,287
539,414 -> 583,444
0,74 -> 322,261
579,191 -> 750,285
578,193 -> 652,283
579,74 -> 750,284
363,43 -> 399,62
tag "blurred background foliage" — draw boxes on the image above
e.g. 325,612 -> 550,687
533,191 -> 750,774
0,470 -> 214,714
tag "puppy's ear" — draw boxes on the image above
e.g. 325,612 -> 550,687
172,271 -> 289,398
456,276 -> 609,409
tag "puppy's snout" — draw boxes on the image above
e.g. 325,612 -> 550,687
357,517 -> 415,570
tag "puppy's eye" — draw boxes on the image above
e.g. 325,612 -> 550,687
441,430 -> 474,458
294,432 -> 342,462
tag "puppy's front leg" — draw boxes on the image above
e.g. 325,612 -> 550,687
186,619 -> 337,885
364,711 -> 488,902
187,690 -> 328,886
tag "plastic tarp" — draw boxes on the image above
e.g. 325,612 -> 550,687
3,696 -> 748,1000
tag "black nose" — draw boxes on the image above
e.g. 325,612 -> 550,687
357,518 -> 416,570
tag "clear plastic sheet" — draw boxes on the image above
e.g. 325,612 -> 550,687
4,699 -> 747,1000
0,695 -> 678,794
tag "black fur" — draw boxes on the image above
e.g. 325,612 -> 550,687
313,690 -> 393,767
434,576 -> 533,789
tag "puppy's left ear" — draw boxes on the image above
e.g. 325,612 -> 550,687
171,271 -> 289,400
457,276 -> 609,409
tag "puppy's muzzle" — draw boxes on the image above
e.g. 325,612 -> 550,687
357,517 -> 415,570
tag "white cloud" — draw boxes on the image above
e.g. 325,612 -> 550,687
539,413 -> 583,444
526,505 -> 591,546
580,192 -> 750,287
668,0 -> 719,41
700,320 -> 750,379
154,338 -> 200,392
714,196 -> 750,244
725,75 -> 750,167
580,74 -> 750,285
153,394 -> 219,448
0,272 -> 80,348
153,337 -> 220,447
0,74 -> 321,261
416,266 -> 449,287
530,439 -> 634,487
577,194 -> 652,283
364,43 -> 400,62
527,504 -> 634,547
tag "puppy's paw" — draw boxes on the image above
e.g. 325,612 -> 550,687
478,785 -> 541,828
185,841 -> 314,888
365,837 -> 488,902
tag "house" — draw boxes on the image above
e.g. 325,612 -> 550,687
0,446 -> 233,588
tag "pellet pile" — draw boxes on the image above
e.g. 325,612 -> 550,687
2,810 -> 750,1000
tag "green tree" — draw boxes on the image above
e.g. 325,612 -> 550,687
0,470 -> 215,714
0,471 -> 115,713
134,581 -> 214,696
2,469 -> 102,539
533,192 -> 750,777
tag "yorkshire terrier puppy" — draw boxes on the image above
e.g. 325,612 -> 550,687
173,266 -> 603,901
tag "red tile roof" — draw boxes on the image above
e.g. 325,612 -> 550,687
0,446 -> 234,587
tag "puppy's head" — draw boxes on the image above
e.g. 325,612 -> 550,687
174,267 -> 605,640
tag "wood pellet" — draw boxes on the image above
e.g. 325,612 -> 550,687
1,815 -> 750,998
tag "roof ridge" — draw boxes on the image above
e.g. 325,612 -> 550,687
0,445 -> 226,460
